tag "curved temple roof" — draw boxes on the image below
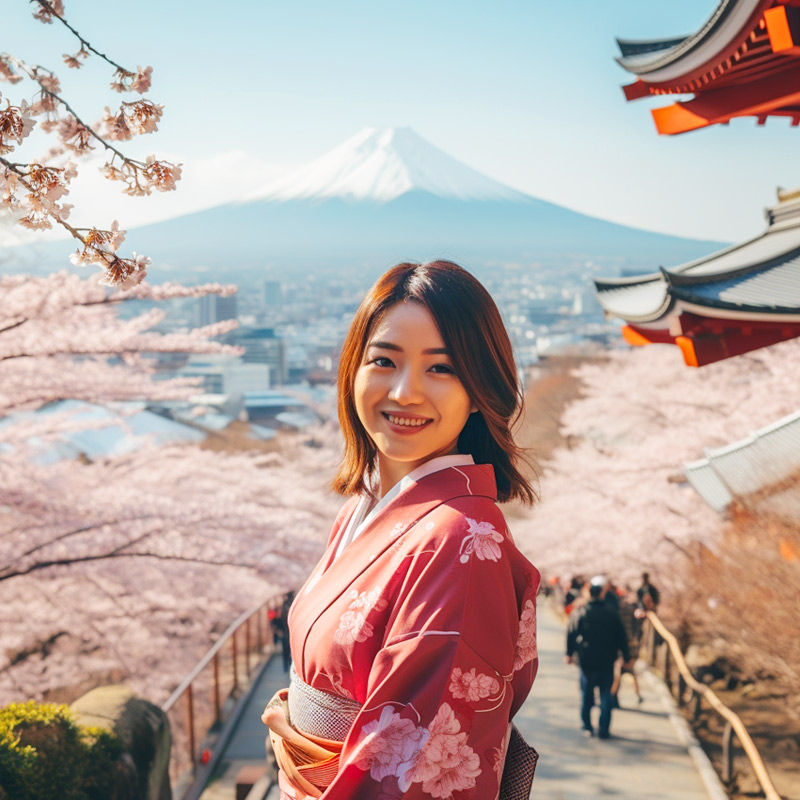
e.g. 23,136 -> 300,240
616,0 -> 767,82
595,190 -> 800,364
616,0 -> 800,133
596,194 -> 800,323
684,410 -> 800,520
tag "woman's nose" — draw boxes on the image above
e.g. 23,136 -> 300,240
388,367 -> 424,405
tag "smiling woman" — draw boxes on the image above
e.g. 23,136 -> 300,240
262,260 -> 541,800
353,302 -> 477,490
336,260 -> 535,504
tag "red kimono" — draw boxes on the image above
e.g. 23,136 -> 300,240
287,462 -> 540,800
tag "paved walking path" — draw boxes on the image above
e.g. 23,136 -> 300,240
516,604 -> 713,799
199,655 -> 287,800
200,606 -> 716,800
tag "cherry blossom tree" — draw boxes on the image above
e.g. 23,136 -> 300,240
0,269 -> 343,706
514,338 -> 800,582
0,2 -> 348,713
0,432 -> 342,705
1,0 -> 180,287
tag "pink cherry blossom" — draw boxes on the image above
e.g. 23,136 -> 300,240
32,0 -> 65,23
2,8 -> 172,284
0,269 -> 346,708
407,703 -> 481,797
143,156 -> 182,192
132,66 -> 153,94
448,667 -> 500,703
352,706 -> 428,787
515,338 -> 800,578
0,58 -> 23,84
0,101 -> 36,154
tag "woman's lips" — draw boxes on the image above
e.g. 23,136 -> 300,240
381,412 -> 432,434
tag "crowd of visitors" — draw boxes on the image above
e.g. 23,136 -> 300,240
559,573 -> 659,739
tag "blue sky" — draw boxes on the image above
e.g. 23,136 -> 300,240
4,1 -> 796,243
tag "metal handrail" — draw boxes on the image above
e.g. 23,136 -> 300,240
161,592 -> 287,795
643,610 -> 782,800
162,601 -> 269,713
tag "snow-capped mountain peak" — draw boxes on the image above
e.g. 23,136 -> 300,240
245,127 -> 529,204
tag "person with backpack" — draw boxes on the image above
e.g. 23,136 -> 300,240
565,575 -> 630,739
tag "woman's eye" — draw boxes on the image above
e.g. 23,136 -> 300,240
370,356 -> 394,368
430,363 -> 455,374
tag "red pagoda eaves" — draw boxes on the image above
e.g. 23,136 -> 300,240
617,0 -> 800,134
594,187 -> 800,366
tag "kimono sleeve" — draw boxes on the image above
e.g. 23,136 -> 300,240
319,497 -> 539,800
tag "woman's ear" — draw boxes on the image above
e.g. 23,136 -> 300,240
470,404 -> 478,414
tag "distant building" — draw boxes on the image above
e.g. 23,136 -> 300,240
260,279 -> 283,310
178,354 -> 270,395
685,410 -> 800,523
197,294 -> 238,327
236,327 -> 288,384
243,390 -> 308,424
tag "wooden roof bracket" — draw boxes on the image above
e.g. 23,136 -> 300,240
650,60 -> 800,133
764,5 -> 800,54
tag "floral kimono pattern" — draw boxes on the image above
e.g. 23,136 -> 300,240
286,463 -> 540,800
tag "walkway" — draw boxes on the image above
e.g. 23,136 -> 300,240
517,605 -> 713,799
199,606 -> 716,800
199,654 -> 287,800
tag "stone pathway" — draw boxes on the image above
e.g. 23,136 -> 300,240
515,604 -> 714,799
198,654 -> 287,800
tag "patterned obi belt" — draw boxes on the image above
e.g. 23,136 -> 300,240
262,666 -> 361,798
263,666 -> 537,800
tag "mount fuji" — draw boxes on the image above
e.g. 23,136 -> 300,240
40,128 -> 725,275
244,127 -> 529,205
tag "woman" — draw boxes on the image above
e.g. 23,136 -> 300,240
263,260 -> 540,799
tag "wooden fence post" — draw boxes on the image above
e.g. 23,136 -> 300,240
722,720 -> 734,784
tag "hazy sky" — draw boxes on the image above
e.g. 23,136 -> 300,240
4,1 -> 797,243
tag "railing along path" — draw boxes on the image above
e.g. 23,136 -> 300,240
641,610 -> 782,800
161,592 -> 286,796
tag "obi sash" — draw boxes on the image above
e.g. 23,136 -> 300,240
262,666 -> 360,798
263,666 -> 537,800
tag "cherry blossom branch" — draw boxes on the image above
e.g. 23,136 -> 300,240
7,516 -> 165,562
0,551 -> 261,584
0,5 -> 175,285
1,55 -> 128,157
30,1 -> 128,74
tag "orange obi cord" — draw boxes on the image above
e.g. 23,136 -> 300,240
263,689 -> 345,799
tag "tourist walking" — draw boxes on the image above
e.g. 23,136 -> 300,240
611,592 -> 643,706
637,572 -> 660,611
261,261 -> 541,799
566,575 -> 630,738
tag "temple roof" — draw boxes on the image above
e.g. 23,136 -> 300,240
685,410 -> 800,519
616,0 -> 800,133
595,191 -> 800,324
616,0 -> 766,81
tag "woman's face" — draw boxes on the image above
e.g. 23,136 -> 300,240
354,301 -> 475,487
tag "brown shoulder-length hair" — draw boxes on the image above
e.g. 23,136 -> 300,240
332,260 -> 537,505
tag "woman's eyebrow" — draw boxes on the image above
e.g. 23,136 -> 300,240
367,340 -> 401,351
367,340 -> 449,355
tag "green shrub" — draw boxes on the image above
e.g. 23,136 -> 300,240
0,701 -> 121,800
